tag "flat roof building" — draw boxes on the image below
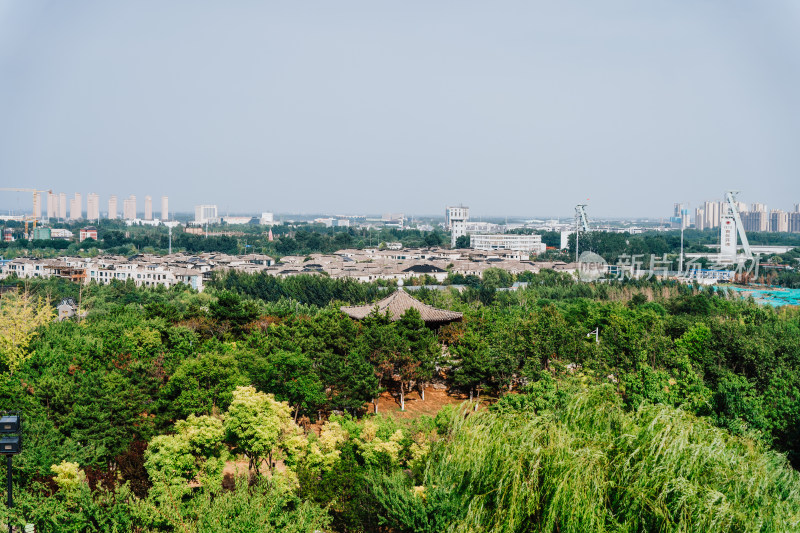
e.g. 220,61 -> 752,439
471,234 -> 546,255
195,204 -> 218,224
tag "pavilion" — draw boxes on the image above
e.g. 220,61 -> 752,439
340,289 -> 462,325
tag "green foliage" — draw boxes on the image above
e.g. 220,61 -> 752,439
5,274 -> 800,531
223,386 -> 293,473
159,351 -> 249,419
373,387 -> 800,532
50,461 -> 87,493
134,476 -> 332,533
250,349 -> 326,420
0,291 -> 54,374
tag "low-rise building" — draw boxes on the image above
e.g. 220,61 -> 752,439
79,226 -> 98,242
471,234 -> 546,255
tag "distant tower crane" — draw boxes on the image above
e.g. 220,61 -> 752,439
0,187 -> 53,218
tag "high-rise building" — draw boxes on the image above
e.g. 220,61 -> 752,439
703,200 -> 720,229
161,196 -> 169,221
694,208 -> 705,231
32,192 -> 42,220
59,193 -> 67,221
751,203 -> 767,213
673,203 -> 689,229
108,195 -> 118,219
194,205 -> 218,224
144,196 -> 153,220
740,210 -> 769,232
789,212 -> 800,233
47,192 -> 58,219
446,206 -> 469,231
446,205 -> 469,247
794,204 -> 800,213
770,210 -> 789,233
123,195 -> 137,220
69,193 -> 82,221
87,193 -> 100,221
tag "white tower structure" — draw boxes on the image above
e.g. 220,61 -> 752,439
446,205 -> 469,247
720,191 -> 753,263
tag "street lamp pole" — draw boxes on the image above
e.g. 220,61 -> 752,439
6,455 -> 11,533
1,411 -> 22,533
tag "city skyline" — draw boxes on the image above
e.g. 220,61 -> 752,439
3,188 -> 800,223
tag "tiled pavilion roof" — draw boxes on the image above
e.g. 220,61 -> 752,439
340,289 -> 463,324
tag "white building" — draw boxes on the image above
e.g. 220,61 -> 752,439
48,192 -> 58,219
694,207 -> 705,230
87,193 -> 100,221
70,193 -> 82,221
195,204 -> 219,224
464,221 -> 501,234
144,196 -> 153,220
161,196 -> 169,221
260,212 -> 274,225
446,205 -> 469,247
33,192 -> 42,220
108,195 -> 118,219
471,234 -> 546,255
222,216 -> 252,225
771,210 -> 789,233
59,193 -> 67,221
123,195 -> 137,220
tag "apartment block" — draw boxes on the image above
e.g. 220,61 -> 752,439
770,210 -> 789,233
69,193 -> 82,221
108,195 -> 118,219
87,193 -> 100,221
123,195 -> 137,220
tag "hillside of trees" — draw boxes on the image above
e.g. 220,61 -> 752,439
1,272 -> 800,531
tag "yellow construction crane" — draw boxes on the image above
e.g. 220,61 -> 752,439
0,187 -> 53,223
24,215 -> 37,238
0,187 -> 53,207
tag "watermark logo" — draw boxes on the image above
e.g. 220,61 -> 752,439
577,251 -> 607,282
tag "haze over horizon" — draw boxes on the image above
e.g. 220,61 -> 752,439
1,2 -> 799,218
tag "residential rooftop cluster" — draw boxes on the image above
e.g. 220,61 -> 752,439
0,247 -> 577,292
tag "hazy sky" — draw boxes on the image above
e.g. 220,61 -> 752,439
1,1 -> 799,218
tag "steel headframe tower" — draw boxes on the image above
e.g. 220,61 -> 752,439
725,190 -> 753,261
575,204 -> 588,262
